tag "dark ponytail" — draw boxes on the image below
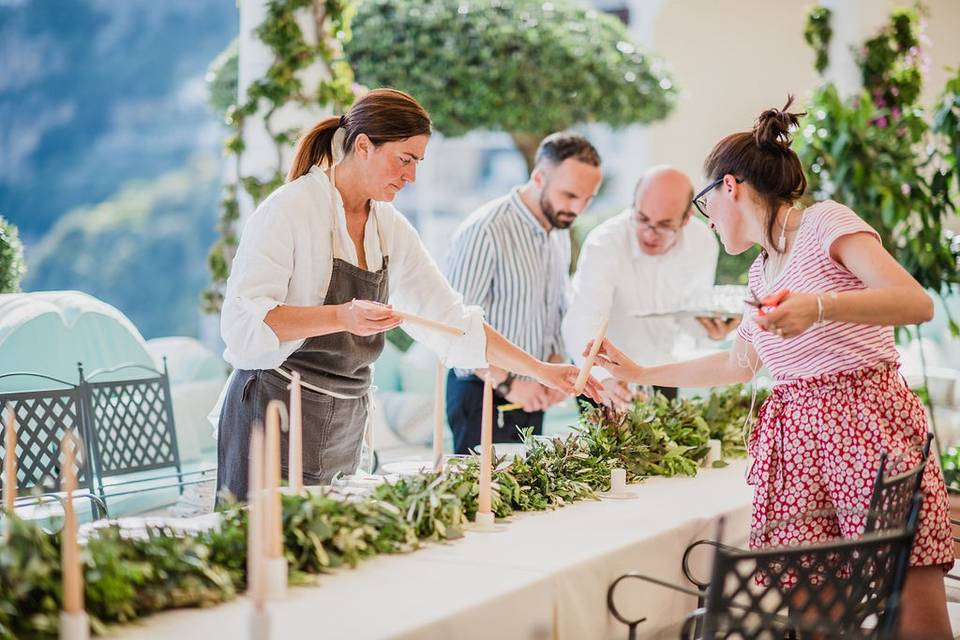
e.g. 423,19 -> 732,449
703,96 -> 807,252
287,88 -> 432,182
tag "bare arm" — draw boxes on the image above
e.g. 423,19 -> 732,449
484,323 -> 604,402
587,336 -> 761,388
755,233 -> 934,338
263,299 -> 401,342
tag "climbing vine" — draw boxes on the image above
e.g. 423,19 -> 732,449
202,0 -> 358,313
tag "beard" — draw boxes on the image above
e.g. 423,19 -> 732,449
539,191 -> 577,230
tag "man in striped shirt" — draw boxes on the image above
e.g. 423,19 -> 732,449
444,132 -> 603,454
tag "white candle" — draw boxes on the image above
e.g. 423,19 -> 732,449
264,401 -> 284,559
610,468 -> 627,496
478,377 -> 493,516
433,359 -> 445,473
286,372 -> 303,493
706,439 -> 723,465
4,406 -> 16,513
61,433 -> 83,615
574,318 -> 608,394
247,426 -> 265,608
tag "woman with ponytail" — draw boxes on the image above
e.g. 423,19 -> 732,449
588,97 -> 952,636
215,88 -> 601,502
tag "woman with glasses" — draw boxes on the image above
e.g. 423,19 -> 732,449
587,98 -> 952,636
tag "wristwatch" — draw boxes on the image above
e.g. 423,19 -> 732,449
495,373 -> 515,398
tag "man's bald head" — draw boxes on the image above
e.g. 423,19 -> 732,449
632,166 -> 696,256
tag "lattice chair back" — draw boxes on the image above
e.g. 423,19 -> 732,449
79,360 -> 183,500
690,495 -> 921,640
864,432 -> 932,535
0,372 -> 102,517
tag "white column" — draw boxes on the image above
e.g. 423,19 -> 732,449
822,0 -> 897,98
237,0 -> 332,225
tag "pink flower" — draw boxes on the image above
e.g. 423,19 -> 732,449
876,117 -> 889,128
901,183 -> 911,196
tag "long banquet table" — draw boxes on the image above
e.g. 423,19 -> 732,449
110,460 -> 753,640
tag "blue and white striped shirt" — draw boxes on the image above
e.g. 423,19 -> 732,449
446,188 -> 570,376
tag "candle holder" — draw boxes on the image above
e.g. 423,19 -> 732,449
467,510 -> 506,533
249,605 -> 270,640
264,556 -> 288,601
705,439 -> 723,466
600,467 -> 637,500
59,611 -> 89,640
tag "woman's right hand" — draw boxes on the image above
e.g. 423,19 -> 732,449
337,299 -> 402,336
584,338 -> 645,383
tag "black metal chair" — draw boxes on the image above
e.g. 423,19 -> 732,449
0,372 -> 107,519
608,435 -> 932,639
681,434 -> 932,613
609,495 -> 920,640
684,495 -> 920,639
79,360 -> 215,513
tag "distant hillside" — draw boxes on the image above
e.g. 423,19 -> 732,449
0,0 -> 237,239
25,159 -> 220,339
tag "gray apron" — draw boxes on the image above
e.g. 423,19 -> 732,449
216,196 -> 389,502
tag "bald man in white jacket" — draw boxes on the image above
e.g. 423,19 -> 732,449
563,166 -> 737,407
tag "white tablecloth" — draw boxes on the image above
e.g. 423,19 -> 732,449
110,460 -> 754,640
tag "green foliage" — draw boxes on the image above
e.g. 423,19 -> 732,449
941,443 -> 960,493
25,162 -> 219,338
204,0 -> 358,314
0,216 -> 26,293
0,518 -> 235,640
345,0 -> 676,155
795,7 -> 960,334
206,38 -> 239,119
699,383 -> 770,458
803,5 -> 833,75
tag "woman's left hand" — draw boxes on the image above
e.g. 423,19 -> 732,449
754,291 -> 819,339
535,362 -> 604,404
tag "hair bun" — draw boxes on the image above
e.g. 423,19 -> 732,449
753,95 -> 804,153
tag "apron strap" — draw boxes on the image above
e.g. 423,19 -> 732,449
275,367 -> 379,473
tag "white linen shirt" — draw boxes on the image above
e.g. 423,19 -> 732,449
221,166 -> 488,371
562,209 -> 719,380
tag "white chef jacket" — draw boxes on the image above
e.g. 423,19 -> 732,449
220,165 -> 488,371
562,209 -> 719,380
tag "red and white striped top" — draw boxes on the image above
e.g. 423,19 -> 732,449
737,200 -> 899,383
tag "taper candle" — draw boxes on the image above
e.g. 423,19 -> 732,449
574,318 -> 608,394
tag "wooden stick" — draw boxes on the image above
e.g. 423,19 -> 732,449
286,372 -> 303,493
477,377 -> 493,515
574,318 -> 608,394
433,359 -> 446,473
3,406 -> 16,513
394,311 -> 465,337
247,425 -> 265,608
61,433 -> 84,615
264,401 -> 284,560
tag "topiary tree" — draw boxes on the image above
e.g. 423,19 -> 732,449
0,215 -> 26,293
344,0 -> 676,170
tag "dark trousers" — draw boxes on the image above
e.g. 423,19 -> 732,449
575,385 -> 679,416
446,372 -> 544,455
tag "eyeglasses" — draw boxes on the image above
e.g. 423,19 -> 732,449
692,177 -> 743,218
632,213 -> 682,239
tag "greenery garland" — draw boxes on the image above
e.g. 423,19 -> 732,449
0,384 -> 761,638
202,0 -> 357,314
